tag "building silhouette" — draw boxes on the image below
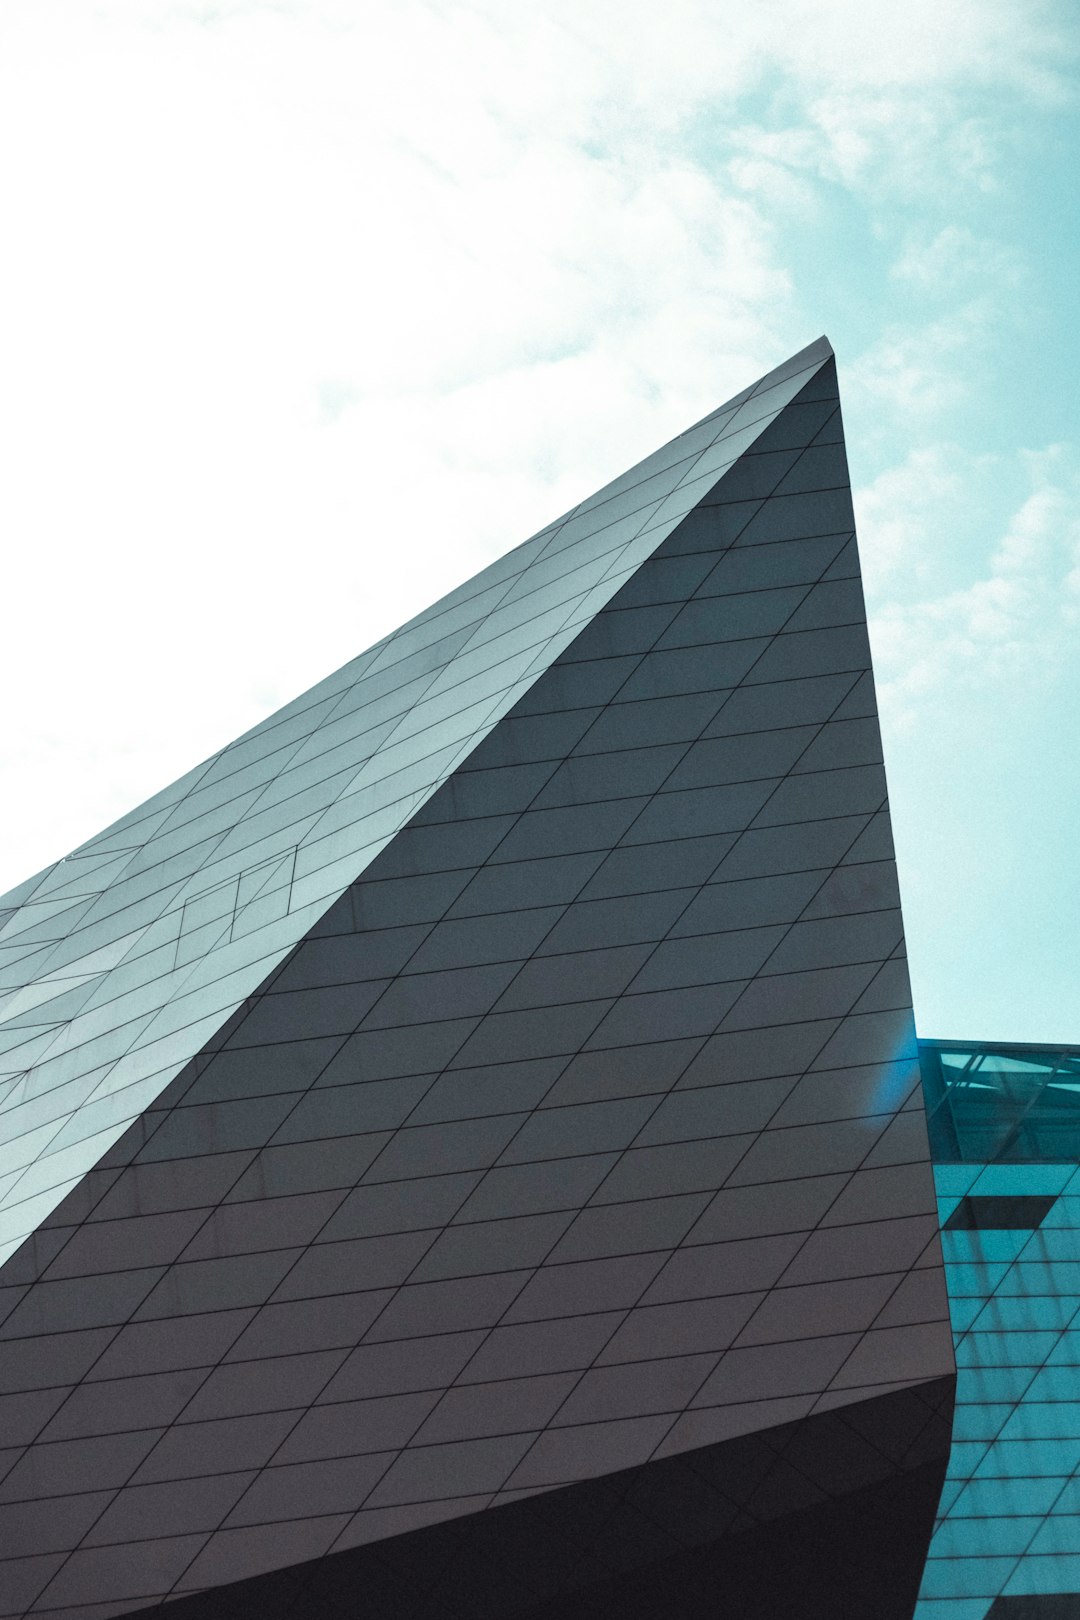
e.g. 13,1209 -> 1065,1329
0,339 -> 1069,1618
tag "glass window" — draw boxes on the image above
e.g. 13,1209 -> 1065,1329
920,1041 -> 1080,1163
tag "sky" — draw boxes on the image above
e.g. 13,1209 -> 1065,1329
0,0 -> 1077,1043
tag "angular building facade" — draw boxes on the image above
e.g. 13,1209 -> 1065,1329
0,338 -> 968,1617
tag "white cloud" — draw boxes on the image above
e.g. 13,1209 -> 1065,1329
854,446 -> 979,593
870,444 -> 1080,732
713,0 -> 1070,208
846,301 -> 1002,423
890,225 -> 1024,294
0,0 -> 1073,893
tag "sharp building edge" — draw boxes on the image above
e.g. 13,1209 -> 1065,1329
0,341 -> 962,1619
0,335 -> 834,1271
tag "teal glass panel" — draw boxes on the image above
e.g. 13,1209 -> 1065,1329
1003,1552 -> 1080,1594
918,1556 -> 1018,1599
920,1153 -> 1080,1616
951,1476 -> 1064,1517
913,1601 -> 1007,1620
920,1040 -> 1080,1164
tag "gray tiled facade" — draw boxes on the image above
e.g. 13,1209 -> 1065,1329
0,341 -> 954,1619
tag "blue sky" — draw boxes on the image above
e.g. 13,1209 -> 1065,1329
0,0 -> 1077,1042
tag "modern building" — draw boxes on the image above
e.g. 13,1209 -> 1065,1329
0,338 -> 1069,1618
917,1041 -> 1080,1618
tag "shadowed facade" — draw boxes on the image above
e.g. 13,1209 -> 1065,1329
0,340 -> 955,1619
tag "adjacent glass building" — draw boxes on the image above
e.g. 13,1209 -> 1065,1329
0,338 -> 1068,1618
917,1041 -> 1080,1619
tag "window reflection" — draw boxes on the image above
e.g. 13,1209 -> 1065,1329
920,1040 -> 1080,1162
